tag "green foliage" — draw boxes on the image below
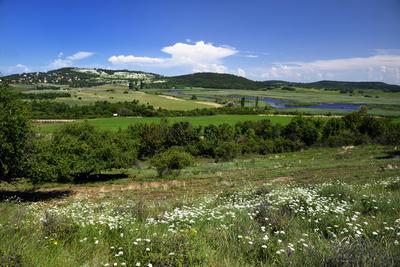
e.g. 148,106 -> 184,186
214,141 -> 241,162
150,147 -> 193,177
165,72 -> 265,89
0,84 -> 31,181
19,92 -> 71,100
283,116 -> 319,146
25,122 -> 137,183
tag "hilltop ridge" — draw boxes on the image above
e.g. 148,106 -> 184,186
2,67 -> 400,92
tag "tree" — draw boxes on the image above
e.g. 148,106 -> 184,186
128,81 -> 134,90
150,147 -> 193,177
255,96 -> 259,108
0,84 -> 31,181
283,116 -> 319,146
25,122 -> 138,183
240,97 -> 245,108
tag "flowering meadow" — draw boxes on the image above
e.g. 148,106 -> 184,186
1,145 -> 399,266
0,176 -> 399,266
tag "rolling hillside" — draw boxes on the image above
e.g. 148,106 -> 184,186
2,67 -> 400,92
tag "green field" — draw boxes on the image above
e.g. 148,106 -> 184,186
15,83 -> 400,116
1,145 -> 399,266
58,85 -> 218,110
147,87 -> 400,116
35,114 -> 295,133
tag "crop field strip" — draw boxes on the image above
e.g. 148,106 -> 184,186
34,114 -> 295,133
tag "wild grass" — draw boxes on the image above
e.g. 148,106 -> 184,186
0,145 -> 399,266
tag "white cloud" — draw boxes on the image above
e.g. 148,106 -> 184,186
108,41 -> 237,73
244,54 -> 259,58
237,68 -> 246,77
49,59 -> 72,68
109,55 -> 165,64
49,51 -> 95,69
0,64 -> 30,75
66,51 -> 95,61
15,64 -> 29,72
259,54 -> 400,84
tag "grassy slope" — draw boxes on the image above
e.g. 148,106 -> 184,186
1,145 -> 399,266
25,84 -> 215,110
34,114 -> 294,133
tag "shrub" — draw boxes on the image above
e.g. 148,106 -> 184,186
150,147 -> 193,177
283,116 -> 319,146
214,141 -> 241,162
273,137 -> 303,153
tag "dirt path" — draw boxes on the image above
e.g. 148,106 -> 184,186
33,119 -> 76,124
194,101 -> 223,107
159,95 -> 185,101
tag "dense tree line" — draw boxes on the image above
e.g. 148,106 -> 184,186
19,92 -> 71,100
28,99 -> 274,119
21,109 -> 400,183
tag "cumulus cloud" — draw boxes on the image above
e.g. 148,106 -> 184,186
108,41 -> 237,73
259,54 -> 400,84
50,51 -> 94,69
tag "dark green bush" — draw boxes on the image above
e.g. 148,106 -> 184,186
214,141 -> 241,162
150,147 -> 193,177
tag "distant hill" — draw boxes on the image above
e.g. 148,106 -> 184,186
261,80 -> 400,92
2,67 -> 400,92
1,67 -> 159,87
164,72 -> 263,89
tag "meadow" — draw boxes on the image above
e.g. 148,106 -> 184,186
51,85 -> 217,110
149,87 -> 400,116
34,114 -> 295,133
1,145 -> 399,266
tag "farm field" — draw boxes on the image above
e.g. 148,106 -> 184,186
149,87 -> 400,116
34,114 -> 295,133
57,85 -> 218,110
1,145 -> 399,266
19,84 -> 218,110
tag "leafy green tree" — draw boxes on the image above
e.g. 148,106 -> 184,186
26,122 -> 137,183
150,147 -> 193,177
214,141 -> 240,162
240,97 -> 245,108
166,122 -> 200,147
255,96 -> 259,108
322,118 -> 345,139
0,84 -> 31,181
283,116 -> 319,146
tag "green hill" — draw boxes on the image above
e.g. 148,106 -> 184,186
2,67 -> 400,92
164,72 -> 263,89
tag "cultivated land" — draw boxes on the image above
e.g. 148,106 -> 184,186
1,145 -> 399,266
149,87 -> 400,116
39,85 -> 217,110
34,114 -> 295,133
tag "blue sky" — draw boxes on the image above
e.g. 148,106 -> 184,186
1,0 -> 400,83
